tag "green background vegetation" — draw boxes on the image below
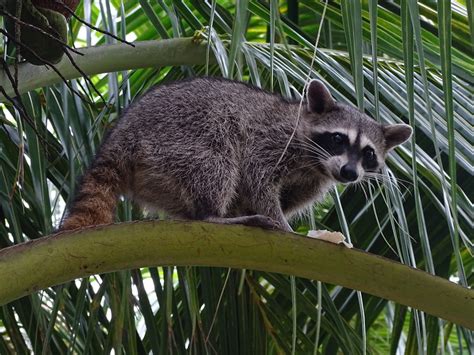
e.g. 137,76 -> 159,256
0,0 -> 472,353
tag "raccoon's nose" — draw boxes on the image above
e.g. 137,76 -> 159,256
340,165 -> 358,182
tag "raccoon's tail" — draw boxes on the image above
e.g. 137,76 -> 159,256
59,158 -> 123,231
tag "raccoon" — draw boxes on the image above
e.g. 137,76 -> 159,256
60,77 -> 412,232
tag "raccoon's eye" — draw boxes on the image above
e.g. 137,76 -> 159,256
364,148 -> 376,161
332,133 -> 344,145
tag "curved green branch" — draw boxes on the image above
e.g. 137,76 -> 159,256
0,221 -> 472,329
0,38 -> 210,102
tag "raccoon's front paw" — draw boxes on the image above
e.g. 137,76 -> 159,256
307,230 -> 353,248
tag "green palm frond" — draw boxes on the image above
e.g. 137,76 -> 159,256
0,0 -> 472,353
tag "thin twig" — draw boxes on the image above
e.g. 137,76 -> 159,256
14,0 -> 22,87
0,58 -> 61,158
1,58 -> 36,129
0,86 -> 25,118
54,0 -> 135,47
62,48 -> 106,104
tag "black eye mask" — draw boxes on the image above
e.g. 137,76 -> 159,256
311,132 -> 349,156
311,131 -> 381,172
361,146 -> 379,171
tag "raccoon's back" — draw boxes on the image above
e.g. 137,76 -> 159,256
109,77 -> 294,146
101,77 -> 302,194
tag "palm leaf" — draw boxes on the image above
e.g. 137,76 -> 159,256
0,0 -> 472,353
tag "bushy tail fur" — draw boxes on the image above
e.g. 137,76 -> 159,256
59,160 -> 122,231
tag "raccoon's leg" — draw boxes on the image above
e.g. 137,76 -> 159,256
245,188 -> 293,232
182,157 -> 284,230
208,197 -> 293,231
191,197 -> 282,229
185,156 -> 240,218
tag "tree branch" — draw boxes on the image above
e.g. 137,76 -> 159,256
0,38 -> 211,102
0,221 -> 472,329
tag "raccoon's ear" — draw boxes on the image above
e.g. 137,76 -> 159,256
307,79 -> 335,114
383,124 -> 413,150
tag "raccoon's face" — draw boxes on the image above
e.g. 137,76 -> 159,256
310,127 -> 383,183
303,80 -> 412,184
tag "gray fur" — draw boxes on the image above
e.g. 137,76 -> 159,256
62,77 -> 412,232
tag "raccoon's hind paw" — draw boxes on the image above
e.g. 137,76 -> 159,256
207,215 -> 283,231
237,215 -> 283,230
307,230 -> 353,248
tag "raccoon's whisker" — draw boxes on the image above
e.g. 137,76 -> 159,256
366,172 -> 413,188
300,154 -> 331,162
368,179 -> 397,211
364,178 -> 405,216
365,172 -> 396,182
297,149 -> 331,160
294,161 -> 329,173
352,181 -> 360,194
364,175 -> 393,185
368,182 -> 416,243
293,141 -> 330,155
346,180 -> 400,255
364,181 -> 399,254
365,176 -> 403,196
365,172 -> 400,185
365,174 -> 409,194
294,144 -> 331,160
366,180 -> 380,196
365,179 -> 390,203
294,144 -> 328,156
295,162 -> 325,170
378,174 -> 413,186
364,175 -> 388,186
295,136 -> 331,157
298,135 -> 332,157
363,176 -> 387,190
300,154 -> 330,164
295,145 -> 330,156
359,181 -> 369,201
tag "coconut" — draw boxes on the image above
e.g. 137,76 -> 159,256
31,0 -> 80,19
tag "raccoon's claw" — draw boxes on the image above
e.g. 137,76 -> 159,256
307,230 -> 353,248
